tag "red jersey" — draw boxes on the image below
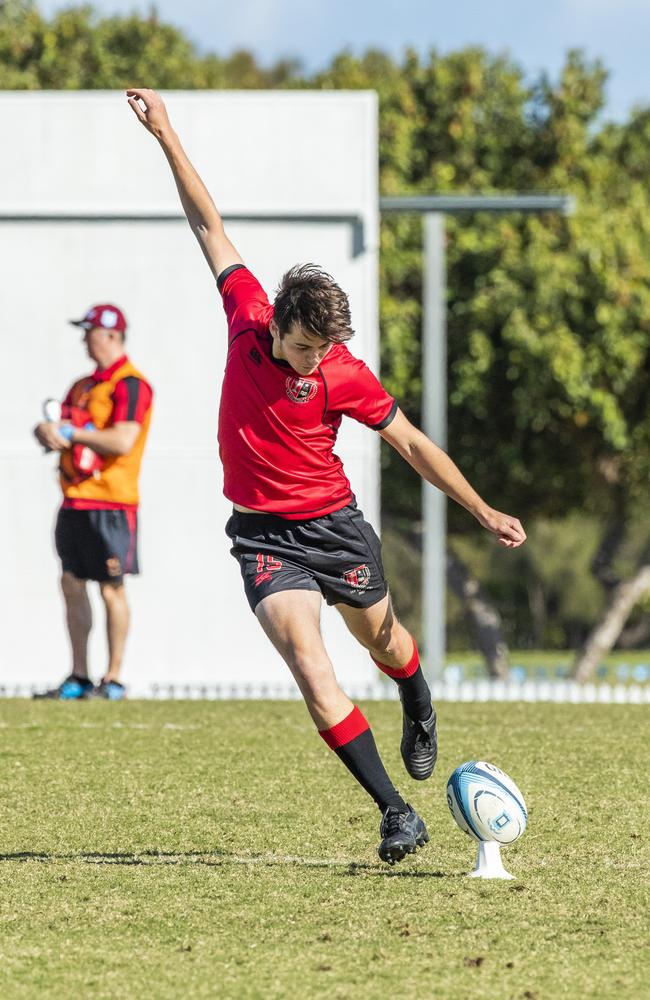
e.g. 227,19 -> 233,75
217,266 -> 397,519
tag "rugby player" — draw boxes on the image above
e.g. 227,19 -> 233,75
127,88 -> 526,863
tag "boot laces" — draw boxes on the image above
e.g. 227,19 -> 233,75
415,726 -> 432,750
383,808 -> 404,836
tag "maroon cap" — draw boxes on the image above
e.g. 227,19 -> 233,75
69,303 -> 127,334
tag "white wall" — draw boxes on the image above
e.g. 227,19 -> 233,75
0,91 -> 382,695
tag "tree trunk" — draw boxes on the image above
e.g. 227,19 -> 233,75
588,488 -> 628,619
591,512 -> 626,592
527,577 -> 547,647
572,562 -> 650,682
446,550 -> 510,679
618,614 -> 650,649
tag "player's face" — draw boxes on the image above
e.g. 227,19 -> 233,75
272,323 -> 332,375
82,327 -> 121,366
82,327 -> 109,362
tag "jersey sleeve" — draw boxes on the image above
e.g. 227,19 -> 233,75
217,265 -> 274,342
111,377 -> 153,424
331,351 -> 398,430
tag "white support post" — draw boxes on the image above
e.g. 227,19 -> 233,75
422,213 -> 447,680
468,840 -> 515,880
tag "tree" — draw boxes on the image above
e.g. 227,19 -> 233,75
317,48 -> 650,671
0,2 -> 299,89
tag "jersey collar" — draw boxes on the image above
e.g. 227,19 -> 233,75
263,332 -> 291,369
92,354 -> 129,382
264,332 -> 325,378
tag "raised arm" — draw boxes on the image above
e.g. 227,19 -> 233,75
380,408 -> 526,548
126,88 -> 243,281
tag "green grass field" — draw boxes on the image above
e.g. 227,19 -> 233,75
0,699 -> 648,1000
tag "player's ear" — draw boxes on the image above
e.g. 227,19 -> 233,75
269,318 -> 279,339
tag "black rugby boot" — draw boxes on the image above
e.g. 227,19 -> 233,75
399,689 -> 438,780
378,804 -> 429,865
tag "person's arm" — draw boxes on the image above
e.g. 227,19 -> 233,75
33,422 -> 70,452
64,375 -> 151,457
126,88 -> 243,281
379,408 -> 526,548
69,422 -> 141,457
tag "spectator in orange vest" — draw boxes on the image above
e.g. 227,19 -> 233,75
33,304 -> 153,700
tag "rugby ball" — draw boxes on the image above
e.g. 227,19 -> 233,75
446,761 -> 527,845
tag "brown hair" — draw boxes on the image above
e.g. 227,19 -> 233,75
273,264 -> 354,343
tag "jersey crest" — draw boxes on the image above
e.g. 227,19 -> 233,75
285,376 -> 318,404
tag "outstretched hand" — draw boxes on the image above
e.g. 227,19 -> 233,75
126,89 -> 172,139
476,507 -> 527,548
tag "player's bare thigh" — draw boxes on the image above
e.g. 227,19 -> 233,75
255,589 -> 352,729
335,594 -> 413,669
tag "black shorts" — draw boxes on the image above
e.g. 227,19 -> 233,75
55,508 -> 139,583
225,501 -> 388,613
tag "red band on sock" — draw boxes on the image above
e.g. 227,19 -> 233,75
319,706 -> 370,750
372,638 -> 420,679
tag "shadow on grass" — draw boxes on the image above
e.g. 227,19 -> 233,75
0,849 -> 448,879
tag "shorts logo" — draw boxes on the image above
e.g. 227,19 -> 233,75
342,564 -> 371,589
255,554 -> 283,587
106,556 -> 122,577
285,377 -> 318,404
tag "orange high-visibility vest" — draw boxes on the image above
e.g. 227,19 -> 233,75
60,357 -> 153,508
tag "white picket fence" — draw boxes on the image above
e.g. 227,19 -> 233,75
4,680 -> 648,703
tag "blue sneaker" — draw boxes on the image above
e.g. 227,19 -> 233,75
33,674 -> 94,700
94,679 -> 126,700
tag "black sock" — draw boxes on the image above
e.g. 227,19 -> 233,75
396,666 -> 433,722
373,641 -> 433,722
319,706 -> 407,813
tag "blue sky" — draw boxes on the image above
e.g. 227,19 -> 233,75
39,0 -> 649,121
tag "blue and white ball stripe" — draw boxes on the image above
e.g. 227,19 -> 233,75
446,761 -> 527,845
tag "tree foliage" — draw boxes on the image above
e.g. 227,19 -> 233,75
0,1 -> 298,89
317,48 -> 650,534
315,46 -> 650,656
2,3 -> 649,651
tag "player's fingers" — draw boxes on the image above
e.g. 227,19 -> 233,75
127,97 -> 147,123
499,532 -> 525,548
510,521 -> 526,542
502,517 -> 526,542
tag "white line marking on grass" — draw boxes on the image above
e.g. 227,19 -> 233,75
0,721 -> 201,732
0,850 -> 444,876
229,852 -> 358,867
74,722 -> 201,732
0,722 -> 41,729
87,851 -> 363,868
